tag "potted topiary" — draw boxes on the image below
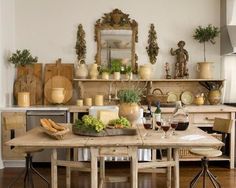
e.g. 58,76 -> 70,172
118,88 -> 142,126
193,24 -> 220,79
8,49 -> 38,67
110,59 -> 122,80
99,66 -> 111,80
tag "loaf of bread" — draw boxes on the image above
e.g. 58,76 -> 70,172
48,119 -> 66,131
40,118 -> 58,133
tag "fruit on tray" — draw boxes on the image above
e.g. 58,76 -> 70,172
108,117 -> 131,128
40,118 -> 66,133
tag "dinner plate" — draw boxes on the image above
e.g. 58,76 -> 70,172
167,92 -> 179,103
181,91 -> 194,105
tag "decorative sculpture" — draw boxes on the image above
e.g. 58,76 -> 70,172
75,24 -> 86,62
170,41 -> 189,79
165,62 -> 171,79
146,24 -> 159,64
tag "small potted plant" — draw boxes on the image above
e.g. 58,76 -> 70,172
124,65 -> 133,80
99,66 -> 111,80
193,24 -> 220,79
8,49 -> 38,67
118,87 -> 142,126
110,59 -> 122,80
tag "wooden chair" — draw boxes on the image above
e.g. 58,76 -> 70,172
2,114 -> 50,188
189,118 -> 233,188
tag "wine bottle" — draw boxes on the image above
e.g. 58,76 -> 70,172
154,101 -> 161,130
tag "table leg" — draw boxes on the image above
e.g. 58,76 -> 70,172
167,148 -> 172,188
51,149 -> 58,188
173,148 -> 179,188
90,147 -> 98,188
130,147 -> 138,188
99,157 -> 105,188
66,149 -> 71,188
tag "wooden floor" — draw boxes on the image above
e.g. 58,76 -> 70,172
0,163 -> 235,188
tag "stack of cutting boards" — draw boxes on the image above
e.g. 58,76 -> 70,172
44,59 -> 74,105
13,59 -> 74,105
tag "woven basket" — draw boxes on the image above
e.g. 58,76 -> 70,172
40,126 -> 70,140
146,88 -> 168,105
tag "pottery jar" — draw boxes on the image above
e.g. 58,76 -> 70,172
18,92 -> 30,107
89,63 -> 99,79
119,103 -> 140,126
51,88 -> 65,104
197,62 -> 213,79
208,89 -> 221,105
75,59 -> 88,79
139,65 -> 151,79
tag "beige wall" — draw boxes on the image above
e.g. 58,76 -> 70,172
14,0 -> 221,79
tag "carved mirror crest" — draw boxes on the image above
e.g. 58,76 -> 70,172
95,9 -> 138,73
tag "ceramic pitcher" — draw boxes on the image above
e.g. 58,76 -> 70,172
51,88 -> 65,104
89,63 -> 99,79
75,59 -> 88,79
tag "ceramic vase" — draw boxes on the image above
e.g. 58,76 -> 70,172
208,89 -> 221,105
139,65 -> 151,79
113,72 -> 120,80
89,63 -> 99,79
197,62 -> 213,79
119,103 -> 140,126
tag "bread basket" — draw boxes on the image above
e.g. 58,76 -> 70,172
146,88 -> 168,105
40,126 -> 70,140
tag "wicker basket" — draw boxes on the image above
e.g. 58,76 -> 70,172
146,88 -> 168,105
179,133 -> 222,158
40,126 -> 70,140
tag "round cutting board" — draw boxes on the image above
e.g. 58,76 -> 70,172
14,74 -> 43,105
44,75 -> 73,104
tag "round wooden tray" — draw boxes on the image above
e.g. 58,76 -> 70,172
44,75 -> 73,104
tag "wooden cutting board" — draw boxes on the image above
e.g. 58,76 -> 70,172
14,74 -> 43,105
44,75 -> 73,104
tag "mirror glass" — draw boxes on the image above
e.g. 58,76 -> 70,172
95,9 -> 138,73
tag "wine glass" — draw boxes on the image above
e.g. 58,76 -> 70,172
142,117 -> 152,130
154,114 -> 162,131
170,119 -> 178,135
161,119 -> 170,138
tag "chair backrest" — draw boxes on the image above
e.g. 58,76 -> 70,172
213,118 -> 233,134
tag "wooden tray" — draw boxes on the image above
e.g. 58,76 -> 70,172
72,126 -> 137,137
44,75 -> 73,104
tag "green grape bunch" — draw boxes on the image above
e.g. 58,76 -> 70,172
109,117 -> 131,128
75,115 -> 105,133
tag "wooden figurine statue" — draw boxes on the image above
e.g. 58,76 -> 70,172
170,41 -> 189,79
165,62 -> 171,79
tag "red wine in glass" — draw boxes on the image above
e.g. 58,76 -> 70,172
155,121 -> 161,130
143,123 -> 152,129
162,126 -> 170,132
171,122 -> 178,129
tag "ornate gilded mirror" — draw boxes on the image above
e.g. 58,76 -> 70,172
95,9 -> 138,73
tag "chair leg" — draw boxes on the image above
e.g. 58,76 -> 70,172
189,157 -> 221,188
8,153 -> 50,188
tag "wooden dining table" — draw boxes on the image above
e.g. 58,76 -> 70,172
6,125 -> 223,188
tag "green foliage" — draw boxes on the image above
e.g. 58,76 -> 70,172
8,49 -> 38,67
110,59 -> 122,73
193,24 -> 220,62
75,115 -> 105,133
99,66 -> 111,74
118,88 -> 142,103
124,65 -> 132,74
193,24 -> 220,44
109,117 -> 131,128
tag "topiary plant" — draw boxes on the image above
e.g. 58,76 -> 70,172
110,59 -> 122,73
118,88 -> 142,103
8,49 -> 38,67
193,24 -> 220,62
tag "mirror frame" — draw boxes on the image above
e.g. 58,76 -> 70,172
95,9 -> 138,73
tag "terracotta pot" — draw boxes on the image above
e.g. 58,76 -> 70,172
197,62 -> 213,79
119,103 -> 140,126
51,88 -> 65,104
75,59 -> 88,79
208,89 -> 221,105
139,65 -> 151,79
